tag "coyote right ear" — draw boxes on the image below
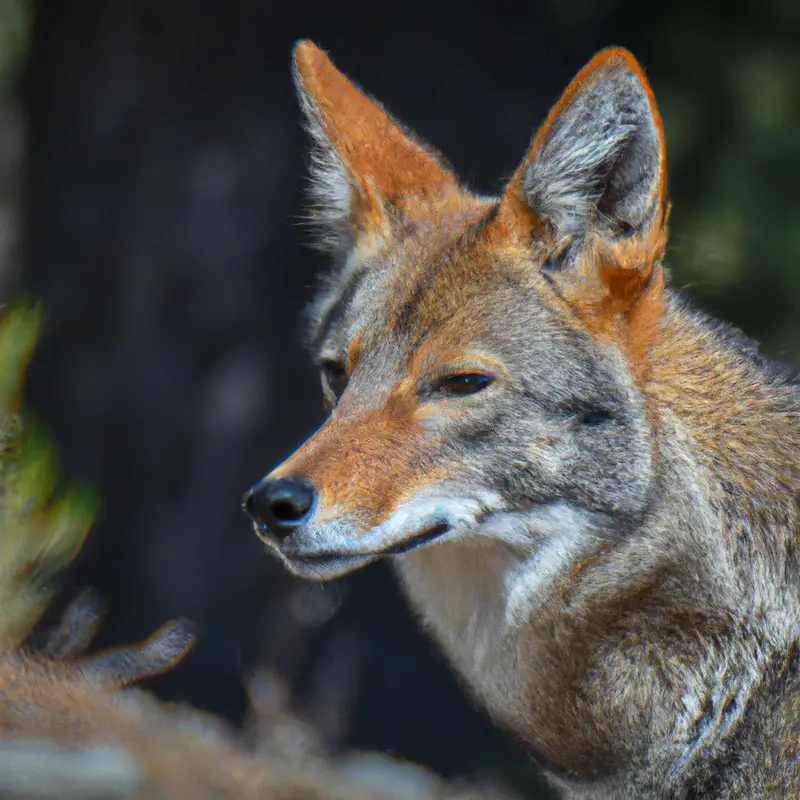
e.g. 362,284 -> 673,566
293,41 -> 457,255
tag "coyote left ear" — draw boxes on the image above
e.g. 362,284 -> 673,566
507,47 -> 667,243
293,41 -> 457,255
502,48 -> 668,376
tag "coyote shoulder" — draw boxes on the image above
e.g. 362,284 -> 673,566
244,42 -> 800,798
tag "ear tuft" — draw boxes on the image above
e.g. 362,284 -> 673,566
293,41 -> 357,253
513,47 -> 666,240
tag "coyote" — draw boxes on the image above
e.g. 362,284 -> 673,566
244,42 -> 800,797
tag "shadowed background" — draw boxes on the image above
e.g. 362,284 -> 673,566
0,0 -> 797,795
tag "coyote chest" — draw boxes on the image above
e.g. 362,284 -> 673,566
395,544 -> 532,729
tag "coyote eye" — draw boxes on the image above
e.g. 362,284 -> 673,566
320,361 -> 348,403
435,374 -> 493,397
580,408 -> 614,426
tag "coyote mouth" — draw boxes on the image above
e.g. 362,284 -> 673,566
291,522 -> 451,562
379,522 -> 451,555
280,521 -> 452,579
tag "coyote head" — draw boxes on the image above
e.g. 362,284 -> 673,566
245,42 -> 668,583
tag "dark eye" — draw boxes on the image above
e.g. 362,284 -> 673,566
435,374 -> 493,397
580,408 -> 613,426
321,361 -> 348,404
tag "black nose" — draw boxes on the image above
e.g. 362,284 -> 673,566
243,478 -> 316,537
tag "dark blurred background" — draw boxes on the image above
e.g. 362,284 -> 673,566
0,0 -> 797,795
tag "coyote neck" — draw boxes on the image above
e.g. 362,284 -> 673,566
652,296 -> 800,529
395,296 -> 800,796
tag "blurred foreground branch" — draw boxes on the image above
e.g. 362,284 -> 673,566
0,302 -> 520,798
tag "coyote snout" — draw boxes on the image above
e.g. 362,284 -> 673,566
244,39 -> 800,798
244,466 -> 464,580
244,396 -> 531,580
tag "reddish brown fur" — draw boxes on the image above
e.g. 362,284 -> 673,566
272,384 -> 446,527
569,228 -> 669,385
0,652 -> 433,799
346,330 -> 363,373
294,41 -> 457,237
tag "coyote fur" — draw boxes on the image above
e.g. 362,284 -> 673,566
244,42 -> 800,798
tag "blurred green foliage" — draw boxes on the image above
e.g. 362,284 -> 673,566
543,1 -> 800,364
648,2 -> 800,363
0,302 -> 96,649
0,0 -> 28,90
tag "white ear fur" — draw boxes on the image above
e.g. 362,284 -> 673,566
521,49 -> 665,239
293,65 -> 356,255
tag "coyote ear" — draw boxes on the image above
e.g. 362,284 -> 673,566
501,49 -> 669,379
293,41 -> 457,254
507,47 -> 667,242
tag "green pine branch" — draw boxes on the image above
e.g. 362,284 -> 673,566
0,300 -> 96,649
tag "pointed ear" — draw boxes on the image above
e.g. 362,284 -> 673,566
507,47 -> 667,241
293,41 -> 457,254
501,48 -> 669,379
